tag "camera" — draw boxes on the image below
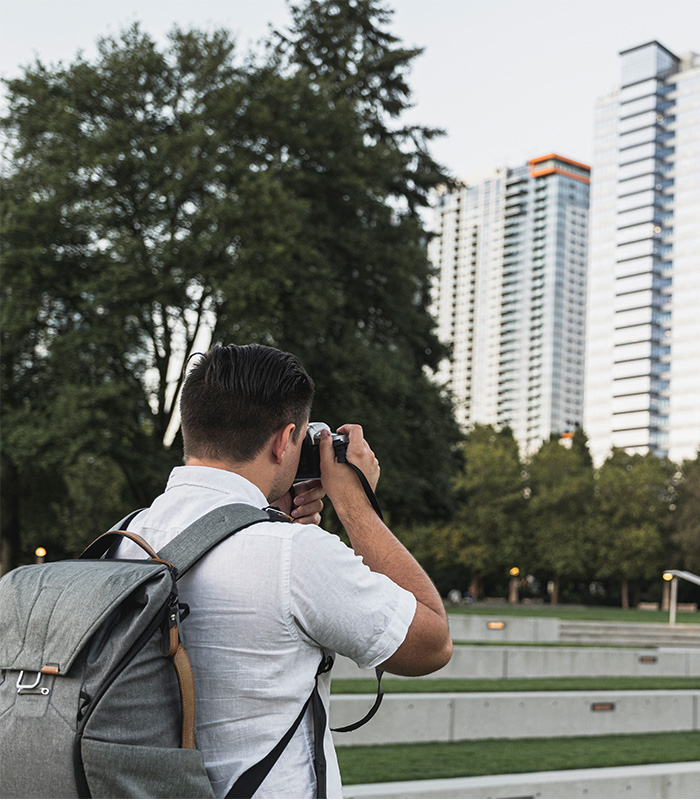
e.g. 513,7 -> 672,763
295,422 -> 348,482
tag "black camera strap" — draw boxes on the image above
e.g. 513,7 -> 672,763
334,447 -> 384,522
291,452 -> 384,521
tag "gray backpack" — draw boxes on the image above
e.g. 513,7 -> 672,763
0,503 -> 328,799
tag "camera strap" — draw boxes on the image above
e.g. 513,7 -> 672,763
229,655 -> 384,799
336,451 -> 384,521
312,656 -> 385,798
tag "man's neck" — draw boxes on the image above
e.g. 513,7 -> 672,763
185,456 -> 273,499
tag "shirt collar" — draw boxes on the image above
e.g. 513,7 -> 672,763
165,465 -> 268,508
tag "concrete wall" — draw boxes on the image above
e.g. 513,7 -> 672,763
445,614 -> 700,647
330,690 -> 700,746
447,614 -> 560,643
343,761 -> 700,799
332,645 -> 700,680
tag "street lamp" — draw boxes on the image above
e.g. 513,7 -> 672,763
508,567 -> 520,604
35,547 -> 47,564
662,571 -> 678,625
662,570 -> 700,624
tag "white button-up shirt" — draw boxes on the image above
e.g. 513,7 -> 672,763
117,466 -> 416,798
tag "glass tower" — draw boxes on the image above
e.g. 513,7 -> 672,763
584,42 -> 700,464
429,155 -> 590,453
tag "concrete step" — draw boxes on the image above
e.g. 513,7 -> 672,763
333,645 -> 700,680
446,613 -> 700,647
560,620 -> 700,647
330,690 -> 700,746
343,761 -> 700,799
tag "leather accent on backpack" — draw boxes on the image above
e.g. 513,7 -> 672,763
172,643 -> 197,750
80,530 -> 175,567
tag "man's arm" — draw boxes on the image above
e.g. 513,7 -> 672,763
319,426 -> 452,677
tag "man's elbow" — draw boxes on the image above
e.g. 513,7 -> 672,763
418,632 -> 453,676
382,627 -> 453,677
436,634 -> 454,670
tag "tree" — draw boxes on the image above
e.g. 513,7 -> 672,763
430,425 -> 526,598
254,0 -> 461,523
1,25 -> 290,568
669,450 -> 700,573
592,451 -> 677,608
525,429 -> 595,605
1,2 -> 460,570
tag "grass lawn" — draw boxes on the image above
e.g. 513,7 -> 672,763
336,731 -> 700,785
331,676 -> 700,694
449,604 -> 699,624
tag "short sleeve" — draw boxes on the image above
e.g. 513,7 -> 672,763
289,526 -> 417,669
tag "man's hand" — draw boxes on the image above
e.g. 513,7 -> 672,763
319,424 -> 379,512
272,480 -> 325,525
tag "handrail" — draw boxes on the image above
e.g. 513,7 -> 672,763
664,569 -> 700,588
663,569 -> 700,624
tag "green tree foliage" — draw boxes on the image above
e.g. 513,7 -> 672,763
430,425 -> 526,597
525,429 -> 595,604
257,0 -> 461,521
592,451 -> 677,608
425,425 -> 694,607
669,451 -> 700,573
1,1 -> 460,570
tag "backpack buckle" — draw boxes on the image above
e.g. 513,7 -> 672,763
16,670 -> 50,695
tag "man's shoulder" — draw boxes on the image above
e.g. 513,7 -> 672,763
242,517 -> 341,551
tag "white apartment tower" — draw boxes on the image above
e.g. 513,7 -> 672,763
584,42 -> 700,465
430,155 -> 590,453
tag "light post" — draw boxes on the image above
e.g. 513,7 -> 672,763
35,547 -> 47,564
663,572 -> 677,625
508,567 -> 520,605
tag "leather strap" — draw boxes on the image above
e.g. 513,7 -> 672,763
79,530 -> 173,566
172,643 -> 197,749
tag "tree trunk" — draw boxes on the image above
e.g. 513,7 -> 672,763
0,458 -> 21,575
468,577 -> 482,602
508,576 -> 519,604
621,577 -> 630,609
550,577 -> 560,605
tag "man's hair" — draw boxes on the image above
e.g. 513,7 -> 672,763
180,344 -> 315,464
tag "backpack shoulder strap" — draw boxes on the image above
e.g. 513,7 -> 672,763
227,655 -> 332,799
158,503 -> 286,578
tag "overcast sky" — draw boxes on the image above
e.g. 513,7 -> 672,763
1,0 -> 698,179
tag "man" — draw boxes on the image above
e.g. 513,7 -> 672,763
120,343 -> 452,798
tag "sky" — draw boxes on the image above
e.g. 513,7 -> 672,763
1,0 -> 698,179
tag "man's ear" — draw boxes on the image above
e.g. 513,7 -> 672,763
271,422 -> 297,464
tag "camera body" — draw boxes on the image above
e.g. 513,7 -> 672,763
295,422 -> 348,482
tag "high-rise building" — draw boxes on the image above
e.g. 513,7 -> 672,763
584,41 -> 700,465
429,154 -> 590,453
